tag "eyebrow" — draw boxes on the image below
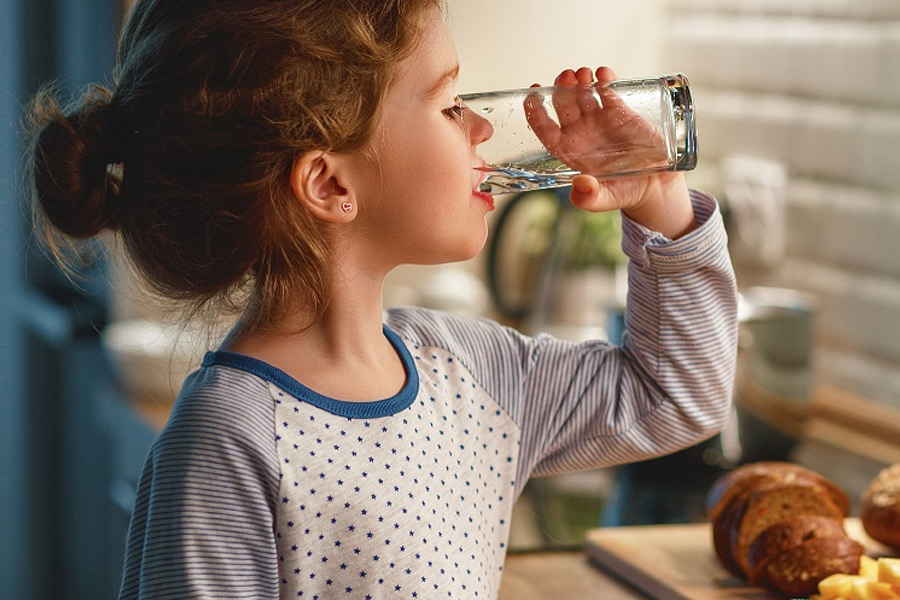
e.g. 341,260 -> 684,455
425,64 -> 460,98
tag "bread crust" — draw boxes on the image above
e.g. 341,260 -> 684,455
860,463 -> 900,550
747,515 -> 848,581
713,486 -> 749,577
730,482 -> 844,577
706,462 -> 804,515
706,461 -> 850,521
750,534 -> 864,597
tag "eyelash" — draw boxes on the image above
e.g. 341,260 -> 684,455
443,96 -> 465,120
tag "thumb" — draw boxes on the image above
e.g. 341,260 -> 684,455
569,175 -> 612,212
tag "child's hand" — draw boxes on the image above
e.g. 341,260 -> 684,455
527,67 -> 696,239
524,67 -> 669,184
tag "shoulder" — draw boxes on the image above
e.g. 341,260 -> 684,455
385,306 -> 538,362
121,363 -> 282,599
165,362 -> 274,434
152,362 -> 279,477
384,306 -> 557,400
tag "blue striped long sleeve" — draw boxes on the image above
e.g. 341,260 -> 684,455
387,190 -> 738,495
118,368 -> 282,599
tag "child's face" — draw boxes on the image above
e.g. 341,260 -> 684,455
350,7 -> 494,267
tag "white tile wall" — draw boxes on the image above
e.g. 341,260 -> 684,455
449,0 -> 667,92
787,181 -> 900,278
694,90 -> 900,191
670,0 -> 900,19
663,2 -> 900,406
669,17 -> 895,107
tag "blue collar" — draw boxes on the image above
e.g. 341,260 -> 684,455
202,325 -> 418,419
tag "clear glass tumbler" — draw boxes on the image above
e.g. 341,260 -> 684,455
461,73 -> 697,194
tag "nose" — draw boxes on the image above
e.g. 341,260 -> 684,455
466,110 -> 493,146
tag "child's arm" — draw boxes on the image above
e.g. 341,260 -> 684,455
387,189 -> 737,497
118,372 -> 281,600
517,189 -> 737,480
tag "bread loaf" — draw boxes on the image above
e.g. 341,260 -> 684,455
706,461 -> 812,517
711,473 -> 827,576
730,482 -> 844,577
747,515 -> 850,582
707,461 -> 860,598
706,461 -> 850,521
750,535 -> 864,597
860,463 -> 900,550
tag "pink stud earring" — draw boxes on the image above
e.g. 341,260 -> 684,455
341,202 -> 353,213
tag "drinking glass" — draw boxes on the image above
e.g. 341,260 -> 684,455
461,73 -> 697,194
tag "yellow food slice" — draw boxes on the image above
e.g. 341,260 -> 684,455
851,579 -> 900,600
878,559 -> 900,588
862,556 -> 880,580
820,573 -> 867,597
813,557 -> 900,599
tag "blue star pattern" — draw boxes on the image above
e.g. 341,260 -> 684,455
272,346 -> 518,599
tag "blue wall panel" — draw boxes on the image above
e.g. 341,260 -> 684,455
0,0 -> 29,596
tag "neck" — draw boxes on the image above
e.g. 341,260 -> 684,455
226,265 -> 406,401
307,268 -> 389,358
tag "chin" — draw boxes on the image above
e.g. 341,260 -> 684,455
418,237 -> 488,265
457,233 -> 489,262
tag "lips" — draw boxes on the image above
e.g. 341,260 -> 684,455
473,162 -> 490,189
472,163 -> 494,209
473,190 -> 495,210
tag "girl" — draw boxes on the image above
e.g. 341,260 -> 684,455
25,0 -> 738,598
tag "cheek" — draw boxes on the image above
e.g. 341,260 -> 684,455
394,134 -> 470,196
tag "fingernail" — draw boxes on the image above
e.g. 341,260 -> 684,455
573,179 -> 592,194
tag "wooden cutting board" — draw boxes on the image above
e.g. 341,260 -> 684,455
584,518 -> 893,600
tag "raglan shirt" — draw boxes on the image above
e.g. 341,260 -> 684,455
118,190 -> 738,600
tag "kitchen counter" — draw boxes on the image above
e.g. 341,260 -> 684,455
583,519 -> 893,600
500,551 -> 645,599
501,523 -> 786,600
504,519 -> 898,600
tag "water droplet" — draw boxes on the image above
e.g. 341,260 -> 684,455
481,107 -> 494,115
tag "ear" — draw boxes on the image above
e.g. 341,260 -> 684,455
290,151 -> 357,222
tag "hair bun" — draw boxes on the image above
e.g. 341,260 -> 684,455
28,85 -> 123,239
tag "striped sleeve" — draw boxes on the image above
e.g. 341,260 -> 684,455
388,190 -> 738,495
118,367 -> 281,600
520,190 -> 737,477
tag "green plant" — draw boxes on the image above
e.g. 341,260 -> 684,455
560,208 -> 625,271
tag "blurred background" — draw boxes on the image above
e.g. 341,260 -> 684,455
2,0 -> 900,598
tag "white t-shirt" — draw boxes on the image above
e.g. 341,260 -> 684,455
119,191 -> 737,599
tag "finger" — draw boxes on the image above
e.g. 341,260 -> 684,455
552,69 -> 583,127
575,66 -> 593,84
569,175 -> 610,212
594,66 -> 625,110
593,68 -> 663,146
595,66 -> 618,84
571,174 -> 650,214
555,69 -> 578,86
566,66 -> 597,115
524,90 -> 563,154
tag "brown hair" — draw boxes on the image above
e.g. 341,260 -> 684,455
25,0 -> 441,331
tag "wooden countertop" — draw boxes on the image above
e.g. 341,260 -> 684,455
503,519 -> 899,600
500,551 -> 646,599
